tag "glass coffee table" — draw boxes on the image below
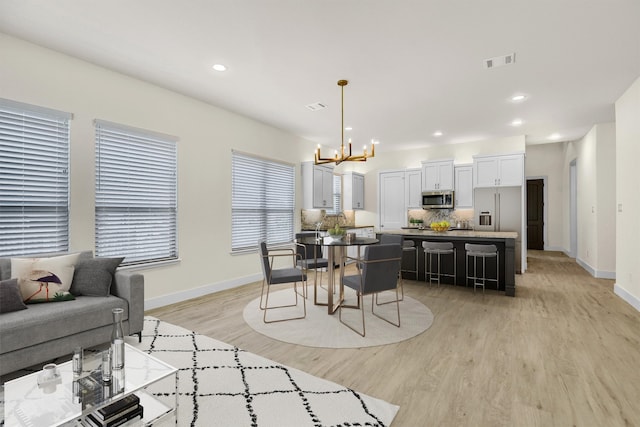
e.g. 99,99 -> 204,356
3,344 -> 178,427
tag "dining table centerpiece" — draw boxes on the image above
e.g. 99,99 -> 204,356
327,224 -> 346,240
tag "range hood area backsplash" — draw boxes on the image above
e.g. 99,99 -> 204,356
408,208 -> 474,227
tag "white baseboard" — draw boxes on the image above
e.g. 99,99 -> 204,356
595,270 -> 616,280
614,283 -> 640,313
144,273 -> 262,310
576,257 -> 595,276
576,257 -> 616,279
543,245 -> 566,252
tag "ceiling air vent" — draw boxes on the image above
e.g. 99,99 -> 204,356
484,52 -> 516,69
306,102 -> 327,111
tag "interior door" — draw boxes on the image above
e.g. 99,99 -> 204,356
527,179 -> 544,249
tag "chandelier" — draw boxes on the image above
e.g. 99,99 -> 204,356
314,80 -> 375,165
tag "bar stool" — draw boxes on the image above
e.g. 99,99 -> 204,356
401,240 -> 418,282
422,241 -> 456,287
465,243 -> 499,293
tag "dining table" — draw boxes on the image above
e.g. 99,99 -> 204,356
296,235 -> 379,314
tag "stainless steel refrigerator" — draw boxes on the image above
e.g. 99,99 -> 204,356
474,186 -> 522,272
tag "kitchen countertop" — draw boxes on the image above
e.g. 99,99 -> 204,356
381,228 -> 518,239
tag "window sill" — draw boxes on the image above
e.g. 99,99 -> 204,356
120,258 -> 182,271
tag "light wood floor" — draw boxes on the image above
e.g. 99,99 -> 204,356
147,251 -> 640,427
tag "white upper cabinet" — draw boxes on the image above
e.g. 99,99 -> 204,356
454,165 -> 473,208
301,162 -> 334,209
473,154 -> 524,188
405,168 -> 422,209
343,172 -> 365,210
422,160 -> 454,191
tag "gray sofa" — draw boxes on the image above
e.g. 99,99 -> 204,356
0,251 -> 144,376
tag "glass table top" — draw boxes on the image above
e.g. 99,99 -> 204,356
3,344 -> 177,427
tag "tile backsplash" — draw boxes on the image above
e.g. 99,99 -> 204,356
301,209 -> 355,230
408,208 -> 474,227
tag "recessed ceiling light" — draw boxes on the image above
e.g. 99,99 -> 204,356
433,131 -> 443,137
212,64 -> 227,72
511,119 -> 523,126
371,139 -> 380,145
511,94 -> 527,102
548,133 -> 561,140
345,126 -> 353,131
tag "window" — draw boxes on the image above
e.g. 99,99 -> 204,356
95,120 -> 178,265
231,151 -> 294,252
0,98 -> 71,256
324,173 -> 342,215
331,174 -> 342,214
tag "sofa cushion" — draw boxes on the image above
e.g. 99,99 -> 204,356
0,296 -> 128,355
0,279 -> 28,313
11,253 -> 80,293
1,251 -> 94,282
70,257 -> 124,296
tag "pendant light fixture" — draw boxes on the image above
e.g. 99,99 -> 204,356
314,80 -> 375,165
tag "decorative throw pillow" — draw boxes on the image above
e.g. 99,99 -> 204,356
16,270 -> 76,303
70,257 -> 124,296
11,253 -> 80,292
0,278 -> 28,313
11,253 -> 80,303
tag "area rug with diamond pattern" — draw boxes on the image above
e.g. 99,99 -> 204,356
135,316 -> 399,427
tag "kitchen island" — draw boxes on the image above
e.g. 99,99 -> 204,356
380,229 -> 518,296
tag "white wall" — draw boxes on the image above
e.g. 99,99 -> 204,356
524,143 -> 565,250
560,123 -> 616,278
0,34 -> 316,306
595,123 -> 616,274
614,76 -> 640,311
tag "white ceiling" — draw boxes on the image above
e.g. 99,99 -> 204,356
1,0 -> 639,153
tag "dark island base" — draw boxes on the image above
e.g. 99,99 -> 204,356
380,233 -> 516,296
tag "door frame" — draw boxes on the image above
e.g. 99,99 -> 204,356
526,175 -> 548,251
569,160 -> 577,258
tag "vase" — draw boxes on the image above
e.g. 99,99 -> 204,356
111,308 -> 125,370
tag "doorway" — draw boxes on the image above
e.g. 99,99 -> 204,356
526,179 -> 544,250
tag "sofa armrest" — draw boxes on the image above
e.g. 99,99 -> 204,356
112,271 -> 144,337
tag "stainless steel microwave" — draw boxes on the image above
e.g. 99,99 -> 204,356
421,190 -> 454,209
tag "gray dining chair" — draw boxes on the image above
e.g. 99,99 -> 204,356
258,240 -> 307,323
339,243 -> 402,336
377,234 -> 405,303
295,232 -> 329,301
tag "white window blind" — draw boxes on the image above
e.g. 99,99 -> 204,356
95,120 -> 178,265
331,174 -> 342,214
231,151 -> 294,252
0,98 -> 71,256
